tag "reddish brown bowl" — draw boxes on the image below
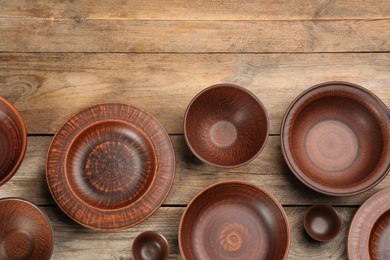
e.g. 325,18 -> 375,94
304,204 -> 341,242
132,231 -> 169,260
281,82 -> 390,196
46,103 -> 175,231
179,181 -> 290,260
0,96 -> 27,186
0,198 -> 54,259
184,84 -> 269,168
348,186 -> 390,259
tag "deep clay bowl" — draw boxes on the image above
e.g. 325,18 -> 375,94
348,186 -> 390,259
178,181 -> 290,260
304,204 -> 341,242
46,103 -> 176,231
281,82 -> 390,196
0,198 -> 54,260
184,84 -> 269,168
132,231 -> 170,260
0,96 -> 27,186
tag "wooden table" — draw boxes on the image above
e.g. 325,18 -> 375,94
1,1 -> 390,259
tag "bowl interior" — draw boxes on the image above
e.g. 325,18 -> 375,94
304,204 -> 341,241
369,210 -> 390,259
66,120 -> 157,210
179,182 -> 289,260
282,83 -> 390,195
0,199 -> 53,259
185,85 -> 268,167
132,231 -> 169,260
0,97 -> 26,186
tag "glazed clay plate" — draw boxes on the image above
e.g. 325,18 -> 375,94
0,198 -> 54,259
179,181 -> 290,260
348,186 -> 390,259
46,103 -> 175,231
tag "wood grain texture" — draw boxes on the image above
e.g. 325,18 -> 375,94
0,19 -> 389,52
39,206 -> 355,259
1,53 -> 390,135
1,136 -> 389,206
1,0 -> 390,20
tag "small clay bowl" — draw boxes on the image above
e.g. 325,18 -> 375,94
0,198 -> 54,259
281,81 -> 390,196
132,231 -> 169,260
304,204 -> 341,242
0,96 -> 27,186
184,84 -> 269,168
179,181 -> 290,260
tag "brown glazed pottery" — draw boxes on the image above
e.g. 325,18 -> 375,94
178,181 -> 290,260
184,84 -> 269,168
0,198 -> 54,259
304,204 -> 341,242
46,103 -> 175,231
281,81 -> 390,196
0,96 -> 27,186
132,231 -> 169,260
348,186 -> 390,259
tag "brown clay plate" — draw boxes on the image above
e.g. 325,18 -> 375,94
0,198 -> 54,260
179,181 -> 290,260
46,103 -> 175,231
348,186 -> 390,259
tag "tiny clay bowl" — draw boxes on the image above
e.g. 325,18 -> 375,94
46,103 -> 175,231
184,84 -> 269,168
0,198 -> 54,259
281,81 -> 390,196
348,186 -> 390,259
0,96 -> 27,186
304,204 -> 341,242
132,231 -> 169,260
179,181 -> 290,260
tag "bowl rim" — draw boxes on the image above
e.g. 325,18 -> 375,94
0,96 -> 27,187
183,83 -> 270,168
46,102 -> 176,231
132,231 -> 170,260
280,81 -> 390,196
178,180 -> 290,260
0,197 -> 54,259
303,203 -> 342,242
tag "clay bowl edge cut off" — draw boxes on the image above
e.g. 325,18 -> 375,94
0,96 -> 27,187
184,83 -> 269,168
0,198 -> 54,259
46,103 -> 176,231
281,81 -> 390,196
178,180 -> 290,260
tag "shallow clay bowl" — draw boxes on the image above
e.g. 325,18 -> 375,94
0,198 -> 54,259
132,231 -> 169,260
0,96 -> 27,186
46,103 -> 175,231
304,204 -> 341,242
281,81 -> 390,196
179,181 -> 290,260
184,84 -> 269,168
348,186 -> 390,259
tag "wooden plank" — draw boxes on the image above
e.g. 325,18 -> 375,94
1,0 -> 390,20
1,53 -> 390,134
1,136 -> 388,206
41,206 -> 355,259
0,19 -> 389,53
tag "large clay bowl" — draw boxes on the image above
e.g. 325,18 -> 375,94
46,103 -> 175,231
348,186 -> 390,259
281,82 -> 390,196
184,84 -> 269,168
0,198 -> 54,259
0,96 -> 27,186
179,181 -> 290,260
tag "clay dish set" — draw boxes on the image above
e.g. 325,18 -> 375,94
1,81 -> 390,259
